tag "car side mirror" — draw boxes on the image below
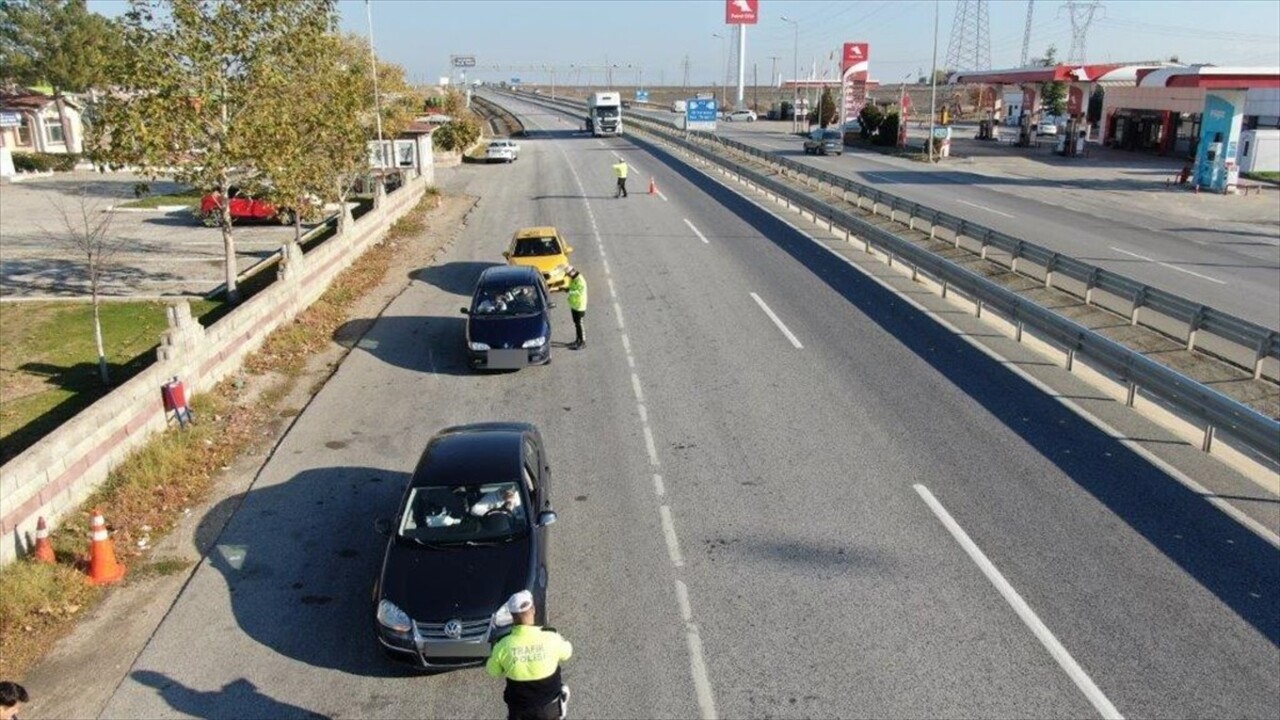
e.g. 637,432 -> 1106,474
374,518 -> 392,536
460,307 -> 470,315
538,510 -> 558,527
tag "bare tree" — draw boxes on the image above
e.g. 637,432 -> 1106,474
42,185 -> 129,385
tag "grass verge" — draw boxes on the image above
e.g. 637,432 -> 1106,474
1243,170 -> 1279,184
117,191 -> 205,209
0,191 -> 440,681
0,300 -> 223,464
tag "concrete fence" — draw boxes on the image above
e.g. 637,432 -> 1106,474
0,174 -> 428,566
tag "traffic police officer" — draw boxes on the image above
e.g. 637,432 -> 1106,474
612,159 -> 629,198
487,591 -> 572,720
566,267 -> 587,349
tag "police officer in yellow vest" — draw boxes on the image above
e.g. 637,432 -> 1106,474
566,266 -> 587,349
612,159 -> 629,198
487,590 -> 572,720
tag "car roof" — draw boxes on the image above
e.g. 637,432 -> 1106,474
514,226 -> 559,239
478,265 -> 541,286
413,423 -> 536,487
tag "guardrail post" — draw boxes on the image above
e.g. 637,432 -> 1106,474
1044,254 -> 1059,289
1010,240 -> 1023,273
1130,287 -> 1148,326
1066,347 -> 1075,372
941,280 -> 949,298
911,263 -> 919,282
978,228 -> 991,260
1186,306 -> 1207,351
887,250 -> 894,268
1253,334 -> 1274,380
1125,380 -> 1138,407
1085,268 -> 1100,305
1201,424 -> 1215,453
974,298 -> 983,318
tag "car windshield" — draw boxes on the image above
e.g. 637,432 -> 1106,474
398,481 -> 528,544
513,236 -> 562,257
473,283 -> 543,316
823,130 -> 842,140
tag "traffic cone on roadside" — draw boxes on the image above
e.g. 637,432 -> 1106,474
87,509 -> 126,585
33,516 -> 55,564
648,177 -> 657,195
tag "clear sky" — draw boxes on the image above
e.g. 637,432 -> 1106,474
89,0 -> 1280,88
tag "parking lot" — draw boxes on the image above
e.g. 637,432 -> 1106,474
0,171 -> 305,299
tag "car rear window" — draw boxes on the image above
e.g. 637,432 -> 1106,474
823,130 -> 842,140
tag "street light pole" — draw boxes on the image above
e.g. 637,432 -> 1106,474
364,0 -> 386,171
712,33 -> 727,107
928,0 -> 939,162
781,16 -> 799,132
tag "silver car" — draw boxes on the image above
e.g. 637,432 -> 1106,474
485,138 -> 521,163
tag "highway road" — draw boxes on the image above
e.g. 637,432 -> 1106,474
634,108 -> 1280,331
97,93 -> 1279,719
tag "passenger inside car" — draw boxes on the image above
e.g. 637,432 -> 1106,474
514,237 -> 562,257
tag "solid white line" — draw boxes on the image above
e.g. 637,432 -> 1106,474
863,172 -> 897,184
685,625 -> 718,720
658,505 -> 685,567
683,218 -> 711,244
607,276 -> 617,295
631,372 -> 645,402
674,579 -> 693,621
1109,246 -> 1227,285
621,333 -> 632,354
613,301 -> 626,329
637,403 -> 648,424
914,484 -> 1124,720
643,425 -> 659,466
653,473 -> 666,497
957,198 -> 1017,219
749,292 -> 804,349
656,189 -> 669,202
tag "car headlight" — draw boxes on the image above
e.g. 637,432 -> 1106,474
522,336 -> 546,349
469,341 -> 490,351
377,599 -> 412,633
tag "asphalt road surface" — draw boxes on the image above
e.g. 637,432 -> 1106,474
637,109 -> 1280,331
98,94 -> 1279,719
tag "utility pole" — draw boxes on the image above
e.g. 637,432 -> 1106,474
736,23 -> 747,107
781,16 -> 799,132
682,54 -> 690,88
713,33 -> 727,107
929,0 -> 940,162
364,0 -> 386,171
753,62 -> 758,109
768,55 -> 780,95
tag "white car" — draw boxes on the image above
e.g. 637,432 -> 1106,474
485,138 -> 521,163
726,109 -> 757,122
1036,121 -> 1060,136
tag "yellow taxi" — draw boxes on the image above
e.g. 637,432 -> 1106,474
503,227 -> 574,291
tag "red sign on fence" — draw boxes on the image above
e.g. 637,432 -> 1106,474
725,0 -> 759,24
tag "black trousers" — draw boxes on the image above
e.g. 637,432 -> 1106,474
615,177 -> 628,197
571,309 -> 585,344
506,700 -> 561,720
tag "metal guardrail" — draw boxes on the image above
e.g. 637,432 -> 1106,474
497,90 -> 1280,465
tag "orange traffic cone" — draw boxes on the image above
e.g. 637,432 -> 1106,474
87,509 -> 126,585
648,177 -> 657,195
33,516 -> 55,564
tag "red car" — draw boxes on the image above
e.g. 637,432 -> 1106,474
200,187 -> 284,224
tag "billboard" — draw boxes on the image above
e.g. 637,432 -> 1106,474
841,42 -> 870,119
450,55 -> 476,68
725,0 -> 759,24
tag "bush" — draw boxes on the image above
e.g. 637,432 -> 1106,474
11,152 -> 78,172
875,112 -> 900,147
432,118 -> 481,152
858,104 -> 884,140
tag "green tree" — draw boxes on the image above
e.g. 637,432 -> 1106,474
1086,87 -> 1104,125
816,87 -> 838,127
858,103 -> 884,140
0,0 -> 123,93
876,111 -> 900,147
1033,45 -> 1066,117
91,0 -> 337,303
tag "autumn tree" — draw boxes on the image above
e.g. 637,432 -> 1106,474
0,0 -> 123,93
90,0 -> 336,303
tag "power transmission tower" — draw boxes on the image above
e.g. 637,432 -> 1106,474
944,0 -> 991,72
681,54 -> 690,88
1020,0 -> 1036,66
1062,1 -> 1103,64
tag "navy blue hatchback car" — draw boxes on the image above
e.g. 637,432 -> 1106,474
461,266 -> 554,370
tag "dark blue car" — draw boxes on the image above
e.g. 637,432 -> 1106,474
461,266 -> 554,370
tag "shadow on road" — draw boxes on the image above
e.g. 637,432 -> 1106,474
131,671 -> 330,720
632,132 -> 1280,646
409,261 -> 500,296
332,315 -> 474,376
196,466 -> 421,678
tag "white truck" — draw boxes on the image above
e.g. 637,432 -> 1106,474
671,99 -> 687,114
586,91 -> 623,137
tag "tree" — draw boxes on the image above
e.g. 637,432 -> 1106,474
41,185 -> 128,385
1033,46 -> 1066,117
91,0 -> 337,303
816,87 -> 838,127
0,0 -> 124,93
1086,87 -> 1104,125
876,111 -> 900,147
858,103 -> 884,140
1032,45 -> 1058,68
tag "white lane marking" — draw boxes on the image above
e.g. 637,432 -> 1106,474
749,292 -> 804,349
957,198 -> 1017,219
659,505 -> 685,567
653,473 -> 666,497
642,425 -> 659,465
1109,246 -> 1227,285
863,172 -> 897,184
683,218 -> 711,244
656,188 -> 669,202
637,403 -> 648,424
685,624 -> 718,720
914,484 -> 1124,720
631,372 -> 645,403
674,579 -> 693,621
621,333 -> 632,355
613,301 -> 626,329
607,277 -> 617,295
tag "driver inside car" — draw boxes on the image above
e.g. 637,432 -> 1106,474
471,487 -> 521,517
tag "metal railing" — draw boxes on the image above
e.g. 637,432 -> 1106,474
494,90 -> 1280,465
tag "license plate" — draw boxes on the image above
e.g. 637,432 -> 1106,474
487,349 -> 527,369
